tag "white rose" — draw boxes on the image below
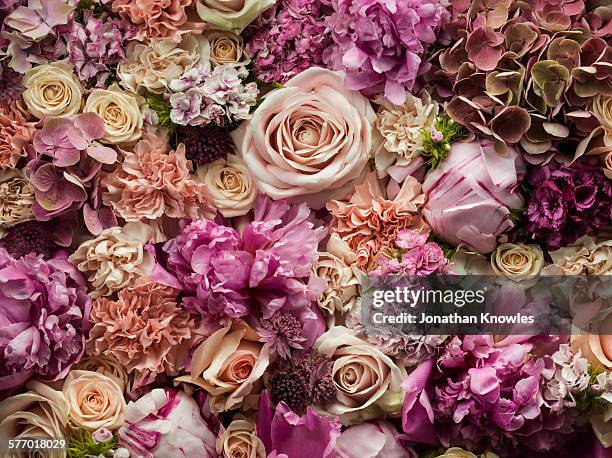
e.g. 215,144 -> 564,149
491,242 -> 544,280
84,84 -> 143,144
196,153 -> 257,217
196,0 -> 276,33
22,63 -> 83,119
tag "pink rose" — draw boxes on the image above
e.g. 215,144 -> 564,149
422,139 -> 525,253
232,68 -> 375,208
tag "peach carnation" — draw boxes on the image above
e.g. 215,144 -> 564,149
112,0 -> 204,42
327,173 -> 428,270
87,281 -> 206,389
0,103 -> 36,171
102,130 -> 215,222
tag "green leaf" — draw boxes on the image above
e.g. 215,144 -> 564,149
67,429 -> 119,458
420,115 -> 468,170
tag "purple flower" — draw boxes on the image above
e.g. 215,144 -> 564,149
324,0 -> 448,104
426,337 -> 580,453
0,248 -> 90,398
92,427 -> 113,444
153,196 -> 327,350
117,388 -> 218,458
526,157 -> 612,249
245,0 -> 333,83
335,421 -> 416,457
257,390 -> 341,458
66,11 -> 135,87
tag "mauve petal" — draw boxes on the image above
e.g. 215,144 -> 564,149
400,359 -> 438,444
87,142 -> 117,164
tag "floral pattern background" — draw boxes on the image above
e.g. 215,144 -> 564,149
0,0 -> 610,457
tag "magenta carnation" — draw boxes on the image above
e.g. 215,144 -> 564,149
324,0 -> 448,104
154,196 -> 327,346
0,248 -> 90,398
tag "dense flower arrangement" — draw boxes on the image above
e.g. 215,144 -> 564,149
0,1 -> 610,457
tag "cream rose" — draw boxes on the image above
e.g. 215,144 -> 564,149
602,151 -> 612,180
196,0 -> 276,33
571,308 -> 612,371
0,169 -> 34,230
22,63 -> 83,119
118,36 -> 202,95
84,84 -> 143,144
592,95 -> 612,147
314,234 -> 361,320
491,242 -> 544,280
176,321 -> 270,414
232,68 -> 374,208
0,381 -> 69,458
315,326 -> 406,423
216,419 -> 266,458
69,222 -> 154,299
196,153 -> 257,217
543,236 -> 612,275
62,370 -> 126,431
204,30 -> 249,66
76,355 -> 130,391
435,448 -> 500,458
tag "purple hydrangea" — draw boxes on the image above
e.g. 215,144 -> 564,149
0,248 -> 91,398
154,196 -> 327,348
324,0 -> 449,104
245,0 -> 332,84
526,157 -> 612,249
66,11 -> 135,87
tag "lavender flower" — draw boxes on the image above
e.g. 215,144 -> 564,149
545,344 -> 591,413
245,0 -> 332,83
66,11 -> 135,87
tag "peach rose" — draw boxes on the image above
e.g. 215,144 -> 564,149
315,326 -> 406,424
22,63 -> 83,119
602,150 -> 612,180
216,419 -> 266,458
232,67 -> 375,208
196,153 -> 257,217
76,355 -> 129,392
204,30 -> 249,66
176,321 -> 270,414
0,381 -> 69,458
63,370 -> 126,431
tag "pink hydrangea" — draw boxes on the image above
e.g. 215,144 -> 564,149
324,0 -> 449,104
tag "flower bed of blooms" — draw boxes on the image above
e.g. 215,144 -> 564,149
0,0 -> 610,457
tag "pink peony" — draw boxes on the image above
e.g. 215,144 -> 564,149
422,139 -> 526,254
324,0 -> 448,104
0,249 -> 90,398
